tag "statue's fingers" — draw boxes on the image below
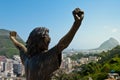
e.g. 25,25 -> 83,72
76,14 -> 80,20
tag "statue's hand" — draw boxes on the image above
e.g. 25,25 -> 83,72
10,31 -> 17,39
72,8 -> 84,21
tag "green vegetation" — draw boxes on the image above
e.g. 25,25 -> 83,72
0,29 -> 25,58
54,46 -> 120,80
1,29 -> 120,80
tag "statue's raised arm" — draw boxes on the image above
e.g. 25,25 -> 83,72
9,31 -> 27,64
9,8 -> 84,80
9,31 -> 27,53
56,8 -> 84,51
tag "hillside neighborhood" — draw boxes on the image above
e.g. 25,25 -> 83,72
0,29 -> 120,80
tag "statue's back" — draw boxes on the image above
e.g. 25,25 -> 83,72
24,46 -> 62,80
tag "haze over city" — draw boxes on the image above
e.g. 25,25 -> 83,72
0,0 -> 120,49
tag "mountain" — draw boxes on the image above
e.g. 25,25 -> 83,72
0,29 -> 25,58
95,37 -> 119,50
63,38 -> 120,55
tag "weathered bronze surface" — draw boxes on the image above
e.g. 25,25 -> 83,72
10,8 -> 84,80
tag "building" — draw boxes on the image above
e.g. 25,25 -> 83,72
79,57 -> 88,64
88,56 -> 98,63
60,57 -> 73,73
13,60 -> 24,76
0,55 -> 25,78
104,72 -> 120,80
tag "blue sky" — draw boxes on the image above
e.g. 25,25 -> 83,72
0,0 -> 120,49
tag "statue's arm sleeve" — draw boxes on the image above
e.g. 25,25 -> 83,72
10,36 -> 27,65
45,46 -> 62,73
56,21 -> 82,52
56,8 -> 84,52
17,46 -> 28,65
10,36 -> 27,53
45,24 -> 82,73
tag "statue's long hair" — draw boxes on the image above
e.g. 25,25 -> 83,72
26,27 -> 51,57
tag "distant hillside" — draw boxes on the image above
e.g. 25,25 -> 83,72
77,45 -> 120,80
0,29 -> 25,58
95,37 -> 119,50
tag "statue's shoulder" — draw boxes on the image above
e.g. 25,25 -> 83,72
48,45 -> 60,53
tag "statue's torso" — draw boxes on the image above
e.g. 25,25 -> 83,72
22,47 -> 62,80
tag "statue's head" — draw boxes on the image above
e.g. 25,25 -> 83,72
26,27 -> 51,57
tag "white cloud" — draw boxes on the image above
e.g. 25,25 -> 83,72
103,25 -> 118,33
112,28 -> 118,33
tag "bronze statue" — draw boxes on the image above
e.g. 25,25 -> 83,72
10,8 -> 84,80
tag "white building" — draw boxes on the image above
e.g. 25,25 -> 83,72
79,58 -> 88,64
0,55 -> 25,77
60,57 -> 72,73
13,55 -> 21,62
88,56 -> 98,63
5,59 -> 14,77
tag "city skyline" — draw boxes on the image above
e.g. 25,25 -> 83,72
0,0 -> 120,49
